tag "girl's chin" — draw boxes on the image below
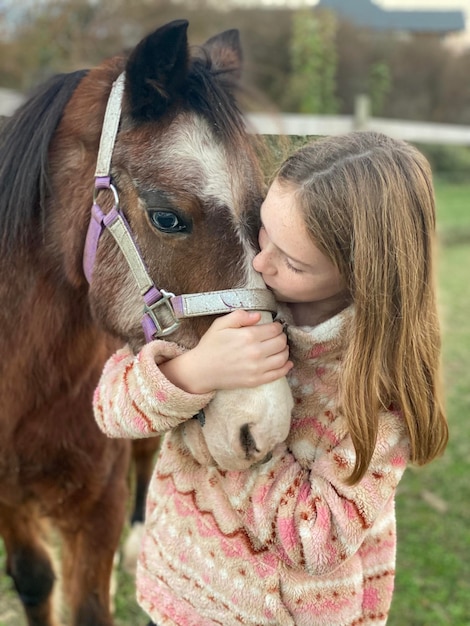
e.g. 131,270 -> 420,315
264,282 -> 296,303
266,285 -> 281,298
271,290 -> 294,303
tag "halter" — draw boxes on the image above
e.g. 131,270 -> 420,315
83,73 -> 277,341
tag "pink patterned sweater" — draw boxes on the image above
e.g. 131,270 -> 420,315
94,307 -> 410,626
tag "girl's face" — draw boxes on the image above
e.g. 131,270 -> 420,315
253,180 -> 345,305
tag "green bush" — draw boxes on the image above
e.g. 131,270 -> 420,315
260,137 -> 470,184
415,143 -> 470,183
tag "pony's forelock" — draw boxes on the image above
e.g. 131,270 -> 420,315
186,52 -> 245,144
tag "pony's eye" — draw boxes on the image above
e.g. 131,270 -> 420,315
149,210 -> 189,233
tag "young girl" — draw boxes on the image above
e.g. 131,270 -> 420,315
94,131 -> 448,626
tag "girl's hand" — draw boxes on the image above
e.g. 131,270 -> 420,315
160,309 -> 293,394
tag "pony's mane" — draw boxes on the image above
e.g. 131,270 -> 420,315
0,70 -> 88,257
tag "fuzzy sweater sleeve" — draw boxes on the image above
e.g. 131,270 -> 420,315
217,408 -> 410,577
93,341 -> 215,439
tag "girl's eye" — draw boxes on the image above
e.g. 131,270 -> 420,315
285,258 -> 303,274
149,210 -> 189,233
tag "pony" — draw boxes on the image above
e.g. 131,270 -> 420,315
0,19 -> 292,626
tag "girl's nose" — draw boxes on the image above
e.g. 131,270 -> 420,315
253,248 -> 275,275
252,251 -> 263,273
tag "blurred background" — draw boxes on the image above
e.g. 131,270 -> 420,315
1,1 -> 469,625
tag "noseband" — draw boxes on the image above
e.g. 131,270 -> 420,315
83,73 -> 276,341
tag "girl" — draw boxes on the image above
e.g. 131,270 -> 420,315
94,131 -> 448,626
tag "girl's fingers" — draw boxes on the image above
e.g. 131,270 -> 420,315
216,311 -> 285,339
262,348 -> 291,373
257,333 -> 288,358
252,359 -> 293,386
213,309 -> 261,329
244,345 -> 290,378
257,321 -> 286,341
271,360 -> 294,379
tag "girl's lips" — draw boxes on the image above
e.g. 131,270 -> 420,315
263,277 -> 274,291
265,283 -> 281,299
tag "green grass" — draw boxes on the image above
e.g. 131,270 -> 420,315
435,180 -> 470,244
1,180 -> 469,626
114,567 -> 149,626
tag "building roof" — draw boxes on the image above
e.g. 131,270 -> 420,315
316,0 -> 466,34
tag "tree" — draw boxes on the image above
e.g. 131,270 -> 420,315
288,8 -> 338,114
368,60 -> 391,116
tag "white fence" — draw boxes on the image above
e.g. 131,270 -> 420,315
247,112 -> 470,146
2,87 -> 470,146
0,88 -> 25,116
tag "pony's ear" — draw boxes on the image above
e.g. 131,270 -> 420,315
202,29 -> 243,81
124,19 -> 189,121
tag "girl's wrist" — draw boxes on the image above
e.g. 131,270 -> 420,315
159,350 -> 215,395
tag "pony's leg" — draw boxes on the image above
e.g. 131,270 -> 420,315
59,441 -> 130,626
130,438 -> 160,525
121,438 -> 159,576
0,501 -> 59,626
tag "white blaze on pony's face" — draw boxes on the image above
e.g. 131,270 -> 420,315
157,114 -> 267,290
160,114 -> 238,210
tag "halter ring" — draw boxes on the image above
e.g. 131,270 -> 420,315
93,182 -> 120,208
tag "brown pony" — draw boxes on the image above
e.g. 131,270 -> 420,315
0,20 -> 293,626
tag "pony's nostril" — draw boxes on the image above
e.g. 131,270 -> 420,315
239,423 -> 259,459
261,452 -> 272,464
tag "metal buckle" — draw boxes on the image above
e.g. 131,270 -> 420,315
93,182 -> 120,207
144,290 -> 180,337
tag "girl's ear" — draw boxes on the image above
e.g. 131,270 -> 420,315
124,20 -> 189,121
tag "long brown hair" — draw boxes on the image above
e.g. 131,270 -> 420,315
277,131 -> 448,484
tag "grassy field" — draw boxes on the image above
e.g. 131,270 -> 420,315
1,180 -> 469,626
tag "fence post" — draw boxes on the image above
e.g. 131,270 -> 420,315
354,94 -> 370,130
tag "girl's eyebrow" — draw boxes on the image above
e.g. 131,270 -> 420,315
260,216 -> 312,268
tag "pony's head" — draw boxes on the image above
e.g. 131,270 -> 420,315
56,20 -> 293,469
57,20 -> 266,351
